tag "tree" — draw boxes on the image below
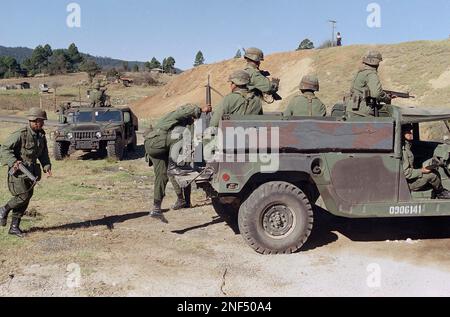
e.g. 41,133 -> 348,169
145,57 -> 161,71
30,45 -> 52,74
296,39 -> 315,50
132,64 -> 139,72
48,50 -> 71,75
122,61 -> 129,72
234,49 -> 242,59
66,43 -> 84,71
194,51 -> 205,67
79,59 -> 102,83
162,57 -> 176,74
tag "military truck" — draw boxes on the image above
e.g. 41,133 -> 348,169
53,106 -> 138,161
176,105 -> 450,254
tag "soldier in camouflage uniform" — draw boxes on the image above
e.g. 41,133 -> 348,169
210,70 -> 262,128
89,83 -> 110,107
283,75 -> 327,117
0,108 -> 52,237
402,125 -> 450,199
244,47 -> 280,105
348,50 -> 392,116
145,104 -> 212,222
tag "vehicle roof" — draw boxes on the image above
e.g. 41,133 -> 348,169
394,105 -> 450,124
67,106 -> 131,112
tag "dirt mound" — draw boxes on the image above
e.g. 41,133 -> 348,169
132,40 -> 450,119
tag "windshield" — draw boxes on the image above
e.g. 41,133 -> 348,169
67,111 -> 93,123
95,110 -> 122,123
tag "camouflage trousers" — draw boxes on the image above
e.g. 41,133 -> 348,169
408,172 -> 443,192
6,172 -> 35,219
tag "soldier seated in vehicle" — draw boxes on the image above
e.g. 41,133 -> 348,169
402,125 -> 450,199
283,75 -> 326,117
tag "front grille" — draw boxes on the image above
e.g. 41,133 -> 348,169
74,131 -> 97,140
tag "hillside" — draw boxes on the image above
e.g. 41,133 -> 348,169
133,40 -> 450,119
0,45 -> 145,69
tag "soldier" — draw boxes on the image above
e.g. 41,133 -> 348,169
0,108 -> 52,237
402,125 -> 450,199
89,83 -> 109,107
210,70 -> 261,128
283,75 -> 327,117
243,47 -> 280,105
348,50 -> 392,115
145,104 -> 212,222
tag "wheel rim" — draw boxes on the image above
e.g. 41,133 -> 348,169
262,204 -> 295,239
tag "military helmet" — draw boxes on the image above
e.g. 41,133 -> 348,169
363,50 -> 383,66
300,75 -> 320,91
244,47 -> 264,62
28,108 -> 48,121
228,70 -> 251,86
93,82 -> 101,90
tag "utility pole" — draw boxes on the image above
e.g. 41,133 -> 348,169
328,20 -> 337,47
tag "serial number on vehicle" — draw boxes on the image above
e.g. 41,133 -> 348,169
177,301 -> 272,314
389,205 -> 423,215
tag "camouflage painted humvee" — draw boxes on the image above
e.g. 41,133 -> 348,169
177,105 -> 450,254
53,106 -> 138,161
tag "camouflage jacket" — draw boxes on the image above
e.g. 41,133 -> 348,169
402,141 -> 422,180
245,63 -> 278,96
283,91 -> 327,117
351,64 -> 391,104
0,125 -> 51,172
210,88 -> 262,128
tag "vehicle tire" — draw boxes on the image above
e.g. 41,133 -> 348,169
238,181 -> 313,255
107,136 -> 125,161
53,141 -> 69,161
127,134 -> 137,152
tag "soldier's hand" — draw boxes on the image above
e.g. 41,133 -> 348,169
46,170 -> 53,178
202,105 -> 212,113
422,167 -> 432,174
13,161 -> 22,173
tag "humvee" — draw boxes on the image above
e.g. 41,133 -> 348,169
176,105 -> 450,254
53,106 -> 138,161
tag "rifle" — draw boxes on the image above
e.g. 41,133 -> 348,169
8,162 -> 39,194
384,90 -> 415,99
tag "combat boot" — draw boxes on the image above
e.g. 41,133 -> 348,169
9,218 -> 25,238
149,201 -> 168,224
434,188 -> 450,200
167,158 -> 194,177
0,205 -> 12,227
172,194 -> 188,210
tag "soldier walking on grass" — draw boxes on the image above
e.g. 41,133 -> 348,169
0,108 -> 52,237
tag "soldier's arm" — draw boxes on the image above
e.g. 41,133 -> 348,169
0,130 -> 22,168
283,98 -> 296,117
402,150 -> 422,180
38,137 -> 52,172
250,72 -> 273,94
210,101 -> 227,128
367,73 -> 391,103
174,104 -> 202,122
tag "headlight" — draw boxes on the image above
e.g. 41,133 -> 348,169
67,132 -> 73,139
96,132 -> 102,139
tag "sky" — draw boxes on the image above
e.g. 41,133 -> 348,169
1,0 -> 449,69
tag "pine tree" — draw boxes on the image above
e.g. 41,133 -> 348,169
194,51 -> 205,67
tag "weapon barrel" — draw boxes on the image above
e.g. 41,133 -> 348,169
384,90 -> 415,99
9,163 -> 38,182
206,75 -> 212,105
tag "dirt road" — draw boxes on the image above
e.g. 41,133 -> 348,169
0,124 -> 449,297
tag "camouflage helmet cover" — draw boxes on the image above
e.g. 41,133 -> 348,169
300,75 -> 320,91
363,50 -> 383,66
244,47 -> 264,62
228,70 -> 251,86
28,107 -> 48,121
